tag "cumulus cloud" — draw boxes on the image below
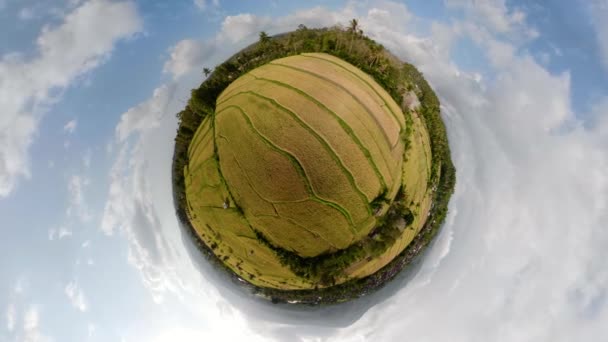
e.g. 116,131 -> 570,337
64,281 -> 88,312
445,0 -> 537,39
101,82 -> 185,302
163,40 -> 211,80
194,0 -> 219,11
48,226 -> 73,241
63,119 -> 77,134
0,0 -> 142,198
216,6 -> 351,45
102,1 -> 608,341
20,306 -> 52,342
114,85 -> 176,143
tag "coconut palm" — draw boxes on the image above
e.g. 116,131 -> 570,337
348,19 -> 359,52
259,31 -> 270,44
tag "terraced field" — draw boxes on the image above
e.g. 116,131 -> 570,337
183,53 -> 433,289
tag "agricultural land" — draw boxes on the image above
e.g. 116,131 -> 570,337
172,23 -> 455,304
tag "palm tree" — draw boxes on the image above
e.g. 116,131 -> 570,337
348,19 -> 359,52
259,31 -> 270,45
203,68 -> 211,77
348,18 -> 359,34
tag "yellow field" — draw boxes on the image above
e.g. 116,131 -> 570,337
185,115 -> 315,289
342,109 -> 433,280
301,53 -> 405,133
183,53 -> 434,290
270,55 -> 402,146
219,65 -> 400,190
218,80 -> 383,201
217,93 -> 371,226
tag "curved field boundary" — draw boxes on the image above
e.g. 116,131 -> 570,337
216,105 -> 358,233
223,146 -> 353,254
301,53 -> 405,140
218,91 -> 374,223
255,63 -> 405,195
188,119 -> 213,159
246,72 -> 399,188
269,62 -> 397,147
218,76 -> 394,194
188,129 -> 214,167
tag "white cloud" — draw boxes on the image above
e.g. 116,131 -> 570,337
66,174 -> 91,222
48,226 -> 72,240
18,7 -> 36,20
194,0 -> 219,11
218,14 -> 272,43
215,6 -> 351,45
63,119 -> 77,134
163,40 -> 210,80
23,308 -> 39,332
101,83 -> 184,302
0,0 -> 142,198
47,228 -> 56,241
21,306 -> 52,342
445,0 -> 534,37
13,278 -> 26,294
6,303 -> 15,332
114,85 -> 175,143
64,281 -> 88,312
58,226 -> 73,239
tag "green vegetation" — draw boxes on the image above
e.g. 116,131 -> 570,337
172,23 -> 455,304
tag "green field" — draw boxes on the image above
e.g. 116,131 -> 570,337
181,53 -> 437,289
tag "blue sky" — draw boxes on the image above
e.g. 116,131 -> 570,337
1,0 -> 608,341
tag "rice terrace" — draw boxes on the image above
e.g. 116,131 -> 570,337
172,22 -> 455,305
